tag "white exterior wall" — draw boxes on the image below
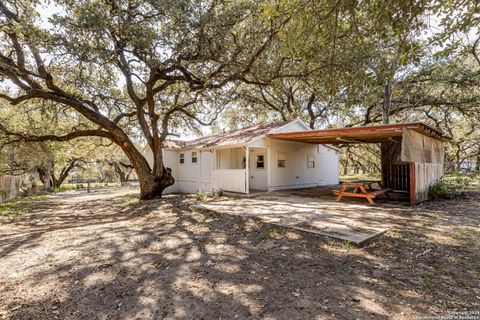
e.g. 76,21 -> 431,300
176,149 -> 213,193
145,146 -> 213,194
272,119 -> 311,133
163,149 -> 180,193
266,139 -> 339,191
142,119 -> 340,194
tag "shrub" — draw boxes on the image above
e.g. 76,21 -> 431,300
429,177 -> 467,199
195,192 -> 207,202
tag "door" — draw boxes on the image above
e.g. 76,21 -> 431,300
249,149 -> 268,190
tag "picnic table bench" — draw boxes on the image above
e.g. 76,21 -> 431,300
332,180 -> 392,204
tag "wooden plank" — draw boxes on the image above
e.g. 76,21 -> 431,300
409,162 -> 416,206
332,191 -> 375,198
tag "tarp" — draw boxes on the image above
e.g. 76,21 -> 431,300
401,129 -> 444,163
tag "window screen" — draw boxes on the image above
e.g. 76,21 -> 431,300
256,155 -> 265,169
277,152 -> 286,168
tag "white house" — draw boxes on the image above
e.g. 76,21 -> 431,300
144,119 -> 340,194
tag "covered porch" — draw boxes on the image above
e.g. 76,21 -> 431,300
211,146 -> 268,194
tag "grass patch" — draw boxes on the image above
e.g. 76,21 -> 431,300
452,227 -> 480,246
421,273 -> 432,288
125,197 -> 140,205
473,260 -> 480,276
195,192 -> 208,202
0,194 -> 47,218
54,182 -> 123,192
340,173 -> 381,181
374,249 -> 386,257
196,215 -> 216,230
340,240 -> 356,250
420,220 -> 436,228
262,227 -> 279,240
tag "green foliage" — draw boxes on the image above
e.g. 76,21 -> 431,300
0,195 -> 46,217
421,273 -> 432,288
429,177 -> 469,199
1,0 -> 480,200
453,227 -> 480,246
54,182 -> 122,192
341,240 -> 355,250
195,192 -> 208,202
262,227 -> 279,240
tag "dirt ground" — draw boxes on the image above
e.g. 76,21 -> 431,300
0,188 -> 479,320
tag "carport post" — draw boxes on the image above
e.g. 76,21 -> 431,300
409,162 -> 416,206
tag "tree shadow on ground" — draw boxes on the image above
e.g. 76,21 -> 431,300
0,189 -> 479,319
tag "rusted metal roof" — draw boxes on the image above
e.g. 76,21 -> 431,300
268,122 -> 451,144
163,120 -> 293,150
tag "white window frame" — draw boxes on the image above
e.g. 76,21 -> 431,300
307,154 -> 315,169
276,152 -> 286,168
256,154 -> 265,169
191,151 -> 198,164
179,153 -> 185,164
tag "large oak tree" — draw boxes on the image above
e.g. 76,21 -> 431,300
0,0 -> 287,199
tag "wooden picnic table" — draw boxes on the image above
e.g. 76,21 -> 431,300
332,180 -> 392,204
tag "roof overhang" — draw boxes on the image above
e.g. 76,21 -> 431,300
268,122 -> 451,145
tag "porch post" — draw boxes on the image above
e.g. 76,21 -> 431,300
212,150 -> 216,190
245,146 -> 250,195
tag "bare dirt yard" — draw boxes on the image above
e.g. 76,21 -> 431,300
0,188 -> 479,320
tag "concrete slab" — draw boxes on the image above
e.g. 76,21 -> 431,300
193,194 -> 389,244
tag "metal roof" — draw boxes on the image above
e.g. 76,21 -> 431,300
162,120 -> 295,150
268,122 -> 451,144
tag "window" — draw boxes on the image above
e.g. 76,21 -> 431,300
307,155 -> 315,169
256,155 -> 265,169
191,151 -> 198,164
277,152 -> 286,168
179,153 -> 185,164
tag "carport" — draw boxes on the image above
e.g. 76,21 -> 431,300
268,122 -> 451,205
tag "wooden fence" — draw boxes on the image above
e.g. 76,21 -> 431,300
0,175 -> 21,204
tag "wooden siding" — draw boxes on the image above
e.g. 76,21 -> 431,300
212,169 -> 247,193
414,163 -> 444,203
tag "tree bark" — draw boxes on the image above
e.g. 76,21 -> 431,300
456,144 -> 461,171
475,151 -> 480,171
37,161 -> 54,190
139,167 -> 175,200
382,81 -> 392,124
51,158 -> 82,189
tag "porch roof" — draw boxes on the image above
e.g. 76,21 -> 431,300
268,122 -> 451,145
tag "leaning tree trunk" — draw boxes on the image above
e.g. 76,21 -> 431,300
138,167 -> 175,200
119,141 -> 175,200
51,159 -> 81,189
37,161 -> 54,191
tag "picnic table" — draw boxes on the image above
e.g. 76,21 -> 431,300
332,180 -> 392,204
